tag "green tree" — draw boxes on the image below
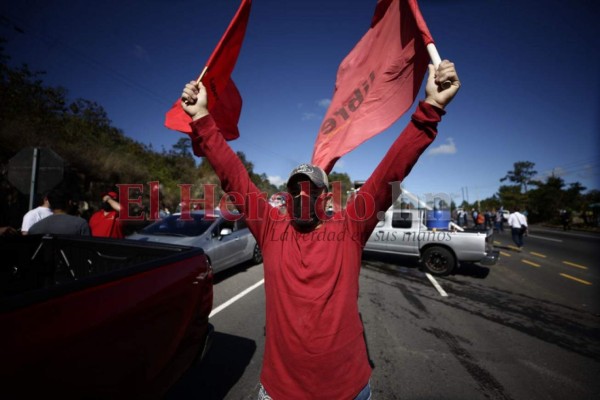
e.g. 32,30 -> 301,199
500,161 -> 537,193
171,137 -> 192,158
0,43 -> 207,216
328,172 -> 352,207
231,151 -> 278,196
564,182 -> 586,212
581,189 -> 600,226
527,176 -> 565,222
497,184 -> 525,211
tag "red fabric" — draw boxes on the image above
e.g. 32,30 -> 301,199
311,0 -> 434,173
188,101 -> 444,399
89,210 -> 123,239
164,0 -> 251,141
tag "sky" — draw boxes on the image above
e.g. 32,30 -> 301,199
2,0 -> 599,204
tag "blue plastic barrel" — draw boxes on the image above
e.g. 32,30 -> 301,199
426,210 -> 450,229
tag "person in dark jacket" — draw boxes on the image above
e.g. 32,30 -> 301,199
28,189 -> 90,236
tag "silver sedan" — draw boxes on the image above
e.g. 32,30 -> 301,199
128,210 -> 262,273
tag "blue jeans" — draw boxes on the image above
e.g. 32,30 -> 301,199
258,381 -> 371,399
495,220 -> 503,232
354,381 -> 372,400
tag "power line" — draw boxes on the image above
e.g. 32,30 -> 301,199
1,14 -> 167,105
2,13 -> 302,170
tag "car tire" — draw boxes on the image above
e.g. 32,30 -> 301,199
421,246 -> 456,276
252,244 -> 263,264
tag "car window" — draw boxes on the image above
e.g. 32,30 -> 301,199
391,212 -> 412,229
213,219 -> 235,236
236,218 -> 248,230
141,214 -> 215,236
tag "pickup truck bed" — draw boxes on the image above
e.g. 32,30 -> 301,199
0,234 -> 213,398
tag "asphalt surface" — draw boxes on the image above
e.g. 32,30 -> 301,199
167,225 -> 600,399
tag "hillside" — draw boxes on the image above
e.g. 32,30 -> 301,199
0,43 -> 277,227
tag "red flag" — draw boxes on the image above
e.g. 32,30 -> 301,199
165,0 -> 251,140
311,0 -> 434,173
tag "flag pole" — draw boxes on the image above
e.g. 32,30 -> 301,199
426,43 -> 451,90
196,66 -> 208,85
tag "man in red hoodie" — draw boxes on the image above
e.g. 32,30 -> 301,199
89,191 -> 124,238
181,60 -> 459,399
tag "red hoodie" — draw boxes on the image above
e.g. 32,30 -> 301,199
89,210 -> 123,238
189,101 -> 443,399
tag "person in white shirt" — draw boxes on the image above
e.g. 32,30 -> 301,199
507,207 -> 528,250
21,195 -> 53,235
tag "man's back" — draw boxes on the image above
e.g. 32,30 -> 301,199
28,214 -> 90,236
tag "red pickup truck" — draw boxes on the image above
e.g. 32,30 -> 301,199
0,234 -> 213,398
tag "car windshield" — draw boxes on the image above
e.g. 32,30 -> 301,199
141,214 -> 216,237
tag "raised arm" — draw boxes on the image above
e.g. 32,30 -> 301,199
181,81 -> 270,231
348,60 -> 461,243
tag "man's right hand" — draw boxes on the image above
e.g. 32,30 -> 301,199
181,81 -> 209,120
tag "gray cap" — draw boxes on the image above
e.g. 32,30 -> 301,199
287,163 -> 329,189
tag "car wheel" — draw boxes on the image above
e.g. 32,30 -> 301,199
421,246 -> 455,276
252,244 -> 263,264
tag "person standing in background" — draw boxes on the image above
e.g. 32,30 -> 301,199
28,189 -> 90,236
508,207 -> 528,250
495,208 -> 505,232
21,194 -> 53,235
89,191 -> 124,238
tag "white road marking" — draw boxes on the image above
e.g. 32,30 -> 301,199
211,271 -> 449,316
209,279 -> 265,318
425,273 -> 448,297
526,234 -> 562,242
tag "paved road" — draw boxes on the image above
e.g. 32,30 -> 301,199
167,226 -> 600,399
493,225 -> 598,314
